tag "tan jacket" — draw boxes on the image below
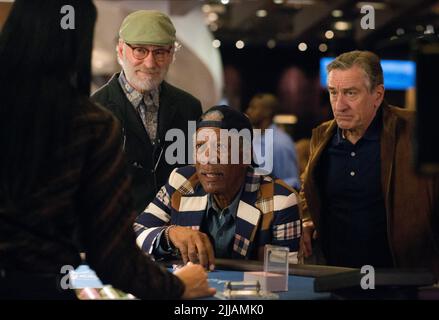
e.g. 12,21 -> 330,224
300,102 -> 439,277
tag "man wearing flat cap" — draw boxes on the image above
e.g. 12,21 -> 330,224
134,105 -> 302,270
92,10 -> 202,213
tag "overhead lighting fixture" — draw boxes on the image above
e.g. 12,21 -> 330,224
267,39 -> 277,49
273,0 -> 284,4
319,43 -> 328,52
221,0 -> 230,4
298,42 -> 307,51
256,9 -> 268,18
325,30 -> 334,39
236,40 -> 245,49
334,21 -> 352,31
212,39 -> 221,48
332,10 -> 343,18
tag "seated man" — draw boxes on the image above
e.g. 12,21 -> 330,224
134,105 -> 301,270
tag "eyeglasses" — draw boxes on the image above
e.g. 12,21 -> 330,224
125,43 -> 172,62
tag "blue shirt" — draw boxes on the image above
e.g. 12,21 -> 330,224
253,124 -> 300,189
320,108 -> 393,268
201,187 -> 243,259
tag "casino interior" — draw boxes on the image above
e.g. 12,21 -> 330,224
0,0 -> 438,302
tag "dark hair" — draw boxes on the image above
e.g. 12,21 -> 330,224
0,0 -> 97,200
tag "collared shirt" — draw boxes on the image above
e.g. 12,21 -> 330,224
253,123 -> 300,189
118,71 -> 160,141
320,108 -> 393,268
201,187 -> 243,259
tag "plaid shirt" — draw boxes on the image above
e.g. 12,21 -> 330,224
118,72 -> 160,141
134,166 -> 302,261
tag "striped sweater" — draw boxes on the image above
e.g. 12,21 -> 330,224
0,100 -> 184,299
135,166 -> 302,261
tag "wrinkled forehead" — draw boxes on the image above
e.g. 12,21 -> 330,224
327,66 -> 369,89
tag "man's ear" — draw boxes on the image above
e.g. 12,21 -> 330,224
374,84 -> 385,107
117,40 -> 124,61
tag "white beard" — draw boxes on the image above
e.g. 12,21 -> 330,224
121,54 -> 169,92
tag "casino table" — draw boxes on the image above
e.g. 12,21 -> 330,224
183,259 -> 351,300
72,259 -> 437,300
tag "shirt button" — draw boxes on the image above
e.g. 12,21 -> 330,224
351,152 -> 356,157
350,171 -> 355,176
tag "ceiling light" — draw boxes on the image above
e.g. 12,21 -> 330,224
332,10 -> 343,18
256,10 -> 268,18
319,43 -> 328,52
221,0 -> 230,4
298,42 -> 307,51
236,40 -> 245,49
334,21 -> 352,31
325,30 -> 334,39
273,0 -> 284,4
212,39 -> 221,48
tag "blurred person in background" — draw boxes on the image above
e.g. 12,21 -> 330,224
246,93 -> 300,189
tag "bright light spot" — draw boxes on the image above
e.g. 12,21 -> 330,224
334,21 -> 351,31
221,0 -> 230,4
236,40 -> 245,49
298,42 -> 307,51
318,43 -> 328,52
325,30 -> 334,39
273,0 -> 284,4
212,39 -> 221,48
256,9 -> 268,18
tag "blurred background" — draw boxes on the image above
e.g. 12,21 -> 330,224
0,0 -> 438,145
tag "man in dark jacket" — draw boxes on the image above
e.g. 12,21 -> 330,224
92,10 -> 202,213
300,50 -> 439,277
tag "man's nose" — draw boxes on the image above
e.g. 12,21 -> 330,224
334,94 -> 347,112
142,51 -> 157,68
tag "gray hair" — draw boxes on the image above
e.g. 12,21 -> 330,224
326,50 -> 383,91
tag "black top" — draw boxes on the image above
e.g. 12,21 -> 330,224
320,108 -> 393,268
91,74 -> 202,213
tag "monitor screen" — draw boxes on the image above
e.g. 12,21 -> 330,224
320,57 -> 416,90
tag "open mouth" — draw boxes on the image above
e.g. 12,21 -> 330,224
202,172 -> 224,178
